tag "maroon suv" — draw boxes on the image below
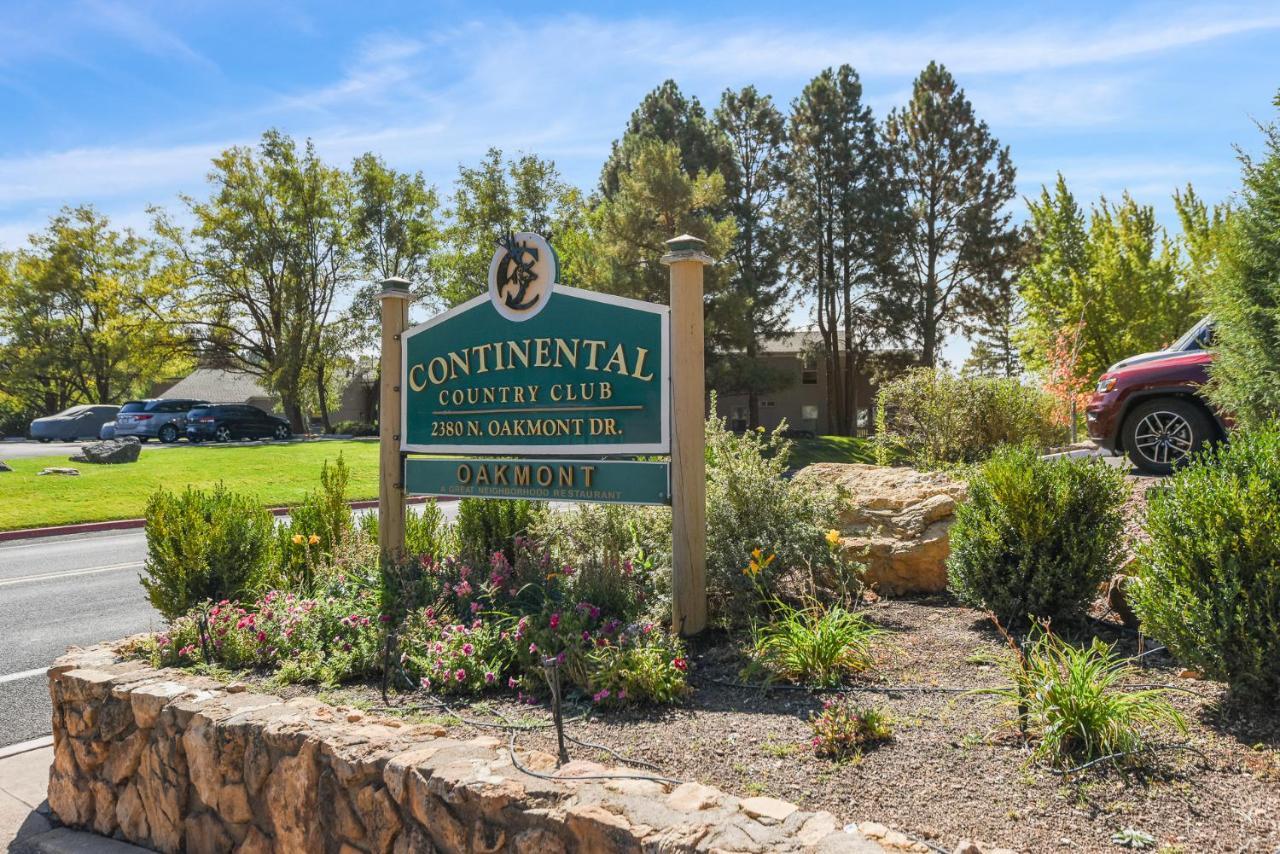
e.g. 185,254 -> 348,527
1086,317 -> 1230,474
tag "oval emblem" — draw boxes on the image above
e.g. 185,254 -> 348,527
488,231 -> 558,322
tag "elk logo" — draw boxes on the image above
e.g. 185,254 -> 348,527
488,231 -> 558,322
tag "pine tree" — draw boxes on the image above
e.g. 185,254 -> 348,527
710,86 -> 793,427
785,65 -> 907,434
884,62 -> 1020,367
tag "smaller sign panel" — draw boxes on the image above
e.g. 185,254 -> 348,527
404,457 -> 670,506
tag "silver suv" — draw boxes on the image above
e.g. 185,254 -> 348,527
113,399 -> 208,443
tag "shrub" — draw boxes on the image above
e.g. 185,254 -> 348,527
455,498 -> 544,565
1202,99 -> 1280,428
401,612 -> 510,695
141,485 -> 275,621
947,445 -> 1126,626
875,368 -> 1066,468
275,455 -> 354,592
751,600 -> 880,687
809,699 -> 892,759
1132,427 -> 1280,701
703,412 -> 856,622
988,623 -> 1185,768
331,420 -> 378,436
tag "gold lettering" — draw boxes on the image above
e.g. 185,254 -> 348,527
515,466 -> 531,486
456,464 -> 472,484
582,466 -> 595,488
536,466 -> 553,487
409,363 -> 429,392
507,340 -> 530,368
555,338 -> 579,368
558,465 -> 573,487
448,350 -> 469,380
494,465 -> 508,485
534,338 -> 552,367
603,344 -> 629,376
632,347 -> 654,381
583,340 -> 607,370
475,466 -> 490,485
427,357 -> 449,385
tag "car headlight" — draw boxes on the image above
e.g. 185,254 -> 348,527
1096,376 -> 1117,393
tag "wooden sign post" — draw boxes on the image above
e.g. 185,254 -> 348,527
378,277 -> 411,563
662,234 -> 712,636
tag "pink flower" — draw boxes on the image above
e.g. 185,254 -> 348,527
508,677 -> 519,689
256,631 -> 267,644
528,643 -> 538,654
671,657 -> 688,672
454,669 -> 466,682
420,677 -> 431,690
454,580 -> 472,597
470,602 -> 481,614
484,672 -> 496,684
549,613 -> 560,629
592,689 -> 611,704
462,643 -> 474,656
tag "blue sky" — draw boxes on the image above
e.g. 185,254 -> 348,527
1,1 -> 1277,359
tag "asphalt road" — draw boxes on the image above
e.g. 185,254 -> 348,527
0,438 -> 189,460
0,529 -> 156,746
0,502 -> 474,748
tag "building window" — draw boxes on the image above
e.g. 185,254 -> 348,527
761,400 -> 776,408
801,405 -> 819,421
801,355 -> 818,384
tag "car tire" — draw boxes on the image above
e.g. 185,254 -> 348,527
38,438 -> 52,444
158,424 -> 178,443
1122,397 -> 1214,475
214,426 -> 233,443
273,424 -> 290,441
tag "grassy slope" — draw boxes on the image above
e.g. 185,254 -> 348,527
0,441 -> 381,531
785,435 -> 878,470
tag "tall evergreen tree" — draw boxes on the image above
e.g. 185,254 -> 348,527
599,80 -> 732,200
884,62 -> 1019,367
1202,93 -> 1280,426
785,65 -> 906,434
710,86 -> 793,427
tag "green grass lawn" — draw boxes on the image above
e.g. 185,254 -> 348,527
0,441 -> 382,531
785,435 -> 879,470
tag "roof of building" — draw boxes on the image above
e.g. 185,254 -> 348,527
160,367 -> 274,404
760,330 -> 823,354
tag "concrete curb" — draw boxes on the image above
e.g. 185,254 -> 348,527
0,736 -> 52,761
0,496 -> 452,544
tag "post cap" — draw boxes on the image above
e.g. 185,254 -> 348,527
380,276 -> 412,297
660,234 -> 714,267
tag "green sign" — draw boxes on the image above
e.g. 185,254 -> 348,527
401,275 -> 669,455
404,457 -> 670,505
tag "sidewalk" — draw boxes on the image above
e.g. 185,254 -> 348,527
0,741 -> 53,850
0,740 -> 146,852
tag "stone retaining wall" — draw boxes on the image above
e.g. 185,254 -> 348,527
47,642 -> 886,853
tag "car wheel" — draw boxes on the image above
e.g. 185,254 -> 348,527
158,424 -> 178,443
214,426 -> 233,443
273,424 -> 290,441
138,437 -> 150,443
1123,398 -> 1213,475
38,438 -> 52,444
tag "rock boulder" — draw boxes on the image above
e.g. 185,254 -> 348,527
0,459 -> 11,472
796,463 -> 968,596
70,437 -> 141,465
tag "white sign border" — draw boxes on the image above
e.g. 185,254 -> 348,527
400,285 -> 671,456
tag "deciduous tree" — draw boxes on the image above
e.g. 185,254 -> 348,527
154,130 -> 354,431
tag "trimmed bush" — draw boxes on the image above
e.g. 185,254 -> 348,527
141,485 -> 275,621
947,445 -> 1126,626
1132,427 -> 1280,701
875,368 -> 1066,468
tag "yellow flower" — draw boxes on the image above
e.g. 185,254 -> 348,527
825,529 -> 841,547
308,534 -> 320,545
290,534 -> 304,546
751,547 -> 763,561
755,426 -> 765,433
763,553 -> 776,568
546,572 -> 558,581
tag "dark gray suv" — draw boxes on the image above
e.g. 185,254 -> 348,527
113,399 -> 209,443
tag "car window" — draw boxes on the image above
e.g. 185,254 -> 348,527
188,407 -> 212,417
119,402 -> 147,414
54,405 -> 92,417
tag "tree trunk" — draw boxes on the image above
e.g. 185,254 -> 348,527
746,337 -> 760,429
315,363 -> 332,434
282,394 -> 306,434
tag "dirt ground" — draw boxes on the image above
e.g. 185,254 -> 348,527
249,475 -> 1280,853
